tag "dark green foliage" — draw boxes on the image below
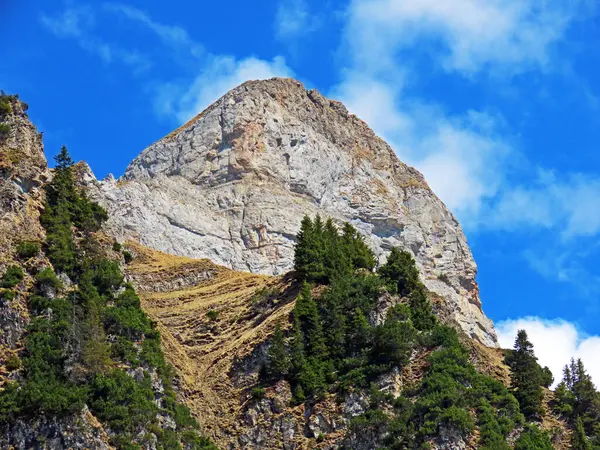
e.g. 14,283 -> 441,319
41,146 -> 107,276
378,248 -> 421,296
0,98 -> 12,116
0,123 -> 10,139
378,249 -> 436,330
91,259 -> 123,296
251,387 -> 266,400
294,215 -> 375,283
408,325 -> 522,447
553,358 -> 600,438
0,147 -> 216,449
5,355 -> 21,371
112,241 -> 122,252
89,369 -> 157,433
123,251 -> 133,264
267,324 -> 290,379
16,241 -> 40,259
540,366 -> 554,388
1,265 -> 24,288
507,330 -> 544,420
206,310 -> 219,321
371,306 -> 415,367
1,290 -> 15,301
514,425 -> 553,450
572,418 -> 593,450
35,267 -> 62,290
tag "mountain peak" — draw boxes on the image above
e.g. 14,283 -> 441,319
94,78 -> 498,347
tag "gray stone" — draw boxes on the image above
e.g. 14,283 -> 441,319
90,77 -> 498,347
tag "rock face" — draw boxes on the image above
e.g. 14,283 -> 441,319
94,78 -> 497,346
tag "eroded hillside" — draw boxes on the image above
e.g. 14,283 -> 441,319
124,242 -> 571,450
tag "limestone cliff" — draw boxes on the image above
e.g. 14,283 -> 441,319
94,78 -> 498,346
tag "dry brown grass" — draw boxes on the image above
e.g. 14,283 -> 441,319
126,242 -> 300,446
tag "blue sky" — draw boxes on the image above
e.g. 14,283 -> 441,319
2,0 -> 600,382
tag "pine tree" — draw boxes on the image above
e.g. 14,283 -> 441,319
294,283 -> 327,359
267,324 -> 290,379
509,330 -> 544,420
572,418 -> 592,450
378,248 -> 421,296
408,288 -> 436,331
347,307 -> 372,356
341,222 -> 375,271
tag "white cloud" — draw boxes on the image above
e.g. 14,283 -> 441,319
155,55 -> 294,123
334,0 -> 596,232
485,171 -> 600,238
497,317 -> 600,388
346,0 -> 584,75
275,0 -> 314,40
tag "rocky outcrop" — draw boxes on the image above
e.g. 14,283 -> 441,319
0,406 -> 112,450
92,78 -> 497,346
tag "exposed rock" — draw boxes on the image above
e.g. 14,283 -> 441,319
91,78 -> 498,347
432,426 -> 467,450
0,405 -> 111,450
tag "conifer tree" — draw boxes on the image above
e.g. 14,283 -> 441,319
267,324 -> 290,379
294,283 -> 327,359
509,330 -> 544,420
341,222 -> 375,271
572,417 -> 592,450
408,288 -> 436,331
378,248 -> 421,296
347,307 -> 372,356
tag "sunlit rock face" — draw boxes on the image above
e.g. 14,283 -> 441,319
93,78 -> 498,347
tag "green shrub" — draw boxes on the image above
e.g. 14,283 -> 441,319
112,241 -> 122,252
514,425 -> 553,450
0,99 -> 11,116
0,123 -> 10,140
1,290 -> 15,301
35,267 -> 62,290
91,259 -> 123,296
251,387 -> 266,401
1,265 -> 24,288
16,241 -> 40,259
206,310 -> 219,321
5,355 -> 21,371
123,251 -> 133,264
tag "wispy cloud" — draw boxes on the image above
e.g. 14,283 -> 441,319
103,3 -> 204,57
484,170 -> 600,238
40,6 -> 151,72
497,317 -> 600,387
275,0 -> 317,41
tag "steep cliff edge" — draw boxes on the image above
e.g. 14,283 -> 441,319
94,78 -> 497,347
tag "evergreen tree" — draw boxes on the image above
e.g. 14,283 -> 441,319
267,324 -> 290,379
509,330 -> 544,420
408,288 -> 436,331
572,417 -> 592,450
294,283 -> 327,359
378,248 -> 421,296
341,222 -> 375,271
347,307 -> 372,356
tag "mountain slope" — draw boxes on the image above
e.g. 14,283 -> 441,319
93,78 -> 497,347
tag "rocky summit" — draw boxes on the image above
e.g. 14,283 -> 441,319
93,78 -> 497,347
